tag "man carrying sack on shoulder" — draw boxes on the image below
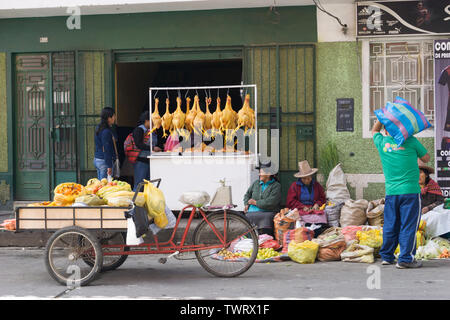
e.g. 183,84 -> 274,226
372,120 -> 430,269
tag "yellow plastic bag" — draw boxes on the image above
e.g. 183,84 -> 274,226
356,229 -> 383,249
395,230 -> 425,255
288,240 -> 319,264
143,180 -> 168,228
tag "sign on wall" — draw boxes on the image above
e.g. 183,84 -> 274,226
434,40 -> 450,197
336,98 -> 354,132
357,1 -> 450,37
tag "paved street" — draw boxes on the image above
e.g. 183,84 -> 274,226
0,247 -> 448,300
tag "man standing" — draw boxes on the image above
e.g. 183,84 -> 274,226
372,120 -> 430,268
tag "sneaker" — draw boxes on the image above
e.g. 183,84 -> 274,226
381,260 -> 394,265
396,260 -> 423,269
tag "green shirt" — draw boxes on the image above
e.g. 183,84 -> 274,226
373,133 -> 428,196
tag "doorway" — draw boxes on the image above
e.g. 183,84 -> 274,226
14,52 -> 77,201
114,59 -> 243,182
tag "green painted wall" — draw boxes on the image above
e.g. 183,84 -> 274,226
0,53 -> 6,173
0,7 -> 316,52
316,42 -> 435,200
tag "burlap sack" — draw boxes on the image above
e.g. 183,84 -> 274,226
366,198 -> 385,227
339,199 -> 369,227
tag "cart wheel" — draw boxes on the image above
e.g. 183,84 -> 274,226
82,232 -> 129,272
45,226 -> 103,287
193,212 -> 258,278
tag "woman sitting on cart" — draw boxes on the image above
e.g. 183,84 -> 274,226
243,161 -> 282,237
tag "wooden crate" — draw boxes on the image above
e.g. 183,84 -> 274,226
16,206 -> 128,231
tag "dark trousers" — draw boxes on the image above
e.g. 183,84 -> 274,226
380,193 -> 421,263
133,160 -> 150,191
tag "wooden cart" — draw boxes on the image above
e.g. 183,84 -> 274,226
14,179 -> 258,287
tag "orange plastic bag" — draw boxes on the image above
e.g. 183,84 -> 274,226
53,183 -> 86,206
273,208 -> 296,245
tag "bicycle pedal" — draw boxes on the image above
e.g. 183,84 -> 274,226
158,251 -> 180,264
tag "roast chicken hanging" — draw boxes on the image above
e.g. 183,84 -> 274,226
161,98 -> 173,137
204,97 -> 213,131
193,95 -> 206,136
211,97 -> 223,138
185,96 -> 196,135
151,98 -> 162,132
234,94 -> 255,135
171,96 -> 186,138
220,95 -> 238,142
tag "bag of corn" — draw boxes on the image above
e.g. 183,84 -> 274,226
143,180 -> 168,228
288,240 -> 319,264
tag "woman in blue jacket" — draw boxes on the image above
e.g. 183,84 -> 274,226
94,107 -> 117,180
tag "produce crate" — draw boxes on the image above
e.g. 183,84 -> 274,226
15,206 -> 128,232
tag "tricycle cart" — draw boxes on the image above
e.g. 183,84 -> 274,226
14,179 -> 258,286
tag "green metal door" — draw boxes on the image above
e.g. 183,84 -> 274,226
51,52 -> 77,186
76,51 -> 110,184
244,44 -> 316,205
14,54 -> 52,200
14,52 -> 77,201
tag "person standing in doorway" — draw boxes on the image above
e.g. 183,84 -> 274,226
372,120 -> 430,269
94,107 -> 117,180
132,111 -> 162,191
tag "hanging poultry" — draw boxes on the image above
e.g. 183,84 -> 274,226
211,97 -> 223,138
151,98 -> 162,132
234,94 -> 255,135
184,96 -> 196,135
171,96 -> 186,138
220,95 -> 238,142
203,96 -> 213,137
161,98 -> 173,137
193,95 -> 206,136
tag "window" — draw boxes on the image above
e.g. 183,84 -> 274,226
362,39 -> 435,138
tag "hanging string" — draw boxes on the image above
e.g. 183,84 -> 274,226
184,89 -> 190,98
153,90 -> 159,100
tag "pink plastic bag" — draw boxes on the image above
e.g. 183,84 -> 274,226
341,226 -> 363,243
164,134 -> 180,152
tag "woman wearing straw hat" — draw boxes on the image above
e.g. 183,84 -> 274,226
418,159 -> 444,214
243,161 -> 282,237
286,160 -> 327,228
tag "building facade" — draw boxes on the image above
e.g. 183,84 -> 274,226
0,0 -> 447,210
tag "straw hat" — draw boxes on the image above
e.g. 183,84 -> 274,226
294,160 -> 318,178
418,159 -> 434,174
255,161 -> 276,175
